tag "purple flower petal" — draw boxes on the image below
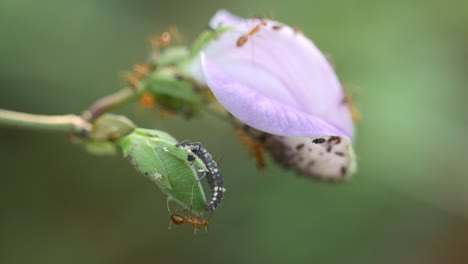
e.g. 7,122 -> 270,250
196,10 -> 354,139
202,56 -> 348,136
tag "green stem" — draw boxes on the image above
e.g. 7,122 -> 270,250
0,109 -> 92,134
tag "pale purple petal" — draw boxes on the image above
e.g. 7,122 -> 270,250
202,56 -> 347,136
200,10 -> 354,138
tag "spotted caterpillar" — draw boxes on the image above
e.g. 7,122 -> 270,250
176,141 -> 226,210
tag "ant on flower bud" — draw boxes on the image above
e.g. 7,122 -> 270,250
236,20 -> 268,47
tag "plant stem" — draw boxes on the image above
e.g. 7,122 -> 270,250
83,87 -> 140,121
0,109 -> 92,134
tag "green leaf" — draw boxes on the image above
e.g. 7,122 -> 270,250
118,128 -> 207,214
120,133 -> 173,190
132,128 -> 208,177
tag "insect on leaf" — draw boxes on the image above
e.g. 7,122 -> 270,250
118,128 -> 207,214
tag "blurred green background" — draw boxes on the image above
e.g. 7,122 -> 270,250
1,0 -> 468,263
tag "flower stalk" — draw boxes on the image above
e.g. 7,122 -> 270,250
0,109 -> 92,134
83,86 -> 140,122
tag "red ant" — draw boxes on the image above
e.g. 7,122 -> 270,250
150,26 -> 183,50
121,63 -> 152,90
236,128 -> 266,169
342,94 -> 361,123
341,84 -> 361,123
293,26 -> 302,34
169,211 -> 209,235
272,24 -> 284,30
237,20 -> 268,47
167,196 -> 210,235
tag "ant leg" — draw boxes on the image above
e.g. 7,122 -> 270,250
188,206 -> 200,236
166,197 -> 174,230
189,182 -> 196,216
204,209 -> 213,234
166,197 -> 172,213
196,170 -> 207,182
188,181 -> 203,217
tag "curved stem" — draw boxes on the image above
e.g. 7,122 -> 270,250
83,87 -> 141,121
0,109 -> 92,134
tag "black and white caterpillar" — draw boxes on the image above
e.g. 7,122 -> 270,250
176,140 -> 226,211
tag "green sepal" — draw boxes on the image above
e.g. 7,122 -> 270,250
187,26 -> 232,60
73,114 -> 136,156
146,69 -> 203,116
84,141 -> 118,156
118,128 -> 207,214
89,114 -> 136,141
158,46 -> 190,66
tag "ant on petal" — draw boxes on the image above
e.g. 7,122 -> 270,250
237,20 -> 268,47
